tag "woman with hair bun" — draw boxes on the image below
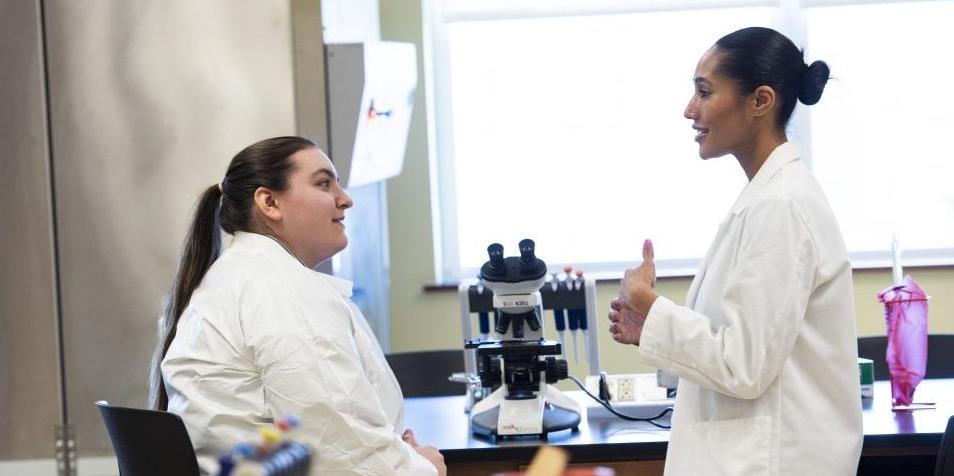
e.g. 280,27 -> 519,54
608,27 -> 862,475
148,137 -> 445,475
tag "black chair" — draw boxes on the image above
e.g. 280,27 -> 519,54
385,349 -> 466,398
95,400 -> 200,476
938,415 -> 954,476
858,334 -> 954,381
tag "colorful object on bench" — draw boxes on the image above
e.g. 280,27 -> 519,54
878,276 -> 929,407
217,416 -> 311,476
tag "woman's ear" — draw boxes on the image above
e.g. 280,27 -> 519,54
253,187 -> 283,223
751,85 -> 777,118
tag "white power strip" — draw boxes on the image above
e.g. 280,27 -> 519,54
585,399 -> 674,421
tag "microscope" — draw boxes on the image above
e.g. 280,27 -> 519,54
466,239 -> 581,438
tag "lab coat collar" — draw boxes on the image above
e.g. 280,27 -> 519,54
229,232 -> 354,298
730,141 -> 802,214
320,273 -> 354,298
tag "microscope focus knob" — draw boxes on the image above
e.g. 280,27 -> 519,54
478,356 -> 502,388
543,356 -> 568,384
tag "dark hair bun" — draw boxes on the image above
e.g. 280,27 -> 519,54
798,60 -> 830,106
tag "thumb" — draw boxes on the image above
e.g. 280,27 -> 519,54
642,239 -> 654,263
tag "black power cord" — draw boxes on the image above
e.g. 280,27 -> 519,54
567,375 -> 673,430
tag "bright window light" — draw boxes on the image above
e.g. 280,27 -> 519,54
429,1 -> 954,282
807,1 -> 954,264
442,7 -> 772,279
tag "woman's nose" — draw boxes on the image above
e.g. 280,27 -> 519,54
684,99 -> 696,120
339,190 -> 354,209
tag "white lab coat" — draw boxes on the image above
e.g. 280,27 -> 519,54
162,232 -> 438,476
638,142 -> 863,476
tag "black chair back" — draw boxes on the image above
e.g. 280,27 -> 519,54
385,349 -> 465,398
95,401 -> 200,476
938,415 -> 954,476
858,334 -> 954,381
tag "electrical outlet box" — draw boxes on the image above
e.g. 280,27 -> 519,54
617,376 -> 635,401
585,373 -> 667,402
583,373 -> 673,421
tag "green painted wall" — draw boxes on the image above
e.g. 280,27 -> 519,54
379,1 -> 954,379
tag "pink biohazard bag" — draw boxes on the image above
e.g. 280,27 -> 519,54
877,276 -> 929,407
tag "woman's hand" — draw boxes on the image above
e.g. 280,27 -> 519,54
620,239 -> 658,314
609,239 -> 658,346
609,296 -> 646,345
403,429 -> 447,476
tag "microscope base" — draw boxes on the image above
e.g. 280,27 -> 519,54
470,385 -> 581,438
471,405 -> 580,439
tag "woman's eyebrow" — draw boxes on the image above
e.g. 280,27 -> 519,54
311,168 -> 337,180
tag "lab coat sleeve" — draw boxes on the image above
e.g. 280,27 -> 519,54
638,198 -> 818,400
249,294 -> 438,475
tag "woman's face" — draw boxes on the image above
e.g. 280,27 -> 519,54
684,47 -> 753,160
275,147 -> 353,267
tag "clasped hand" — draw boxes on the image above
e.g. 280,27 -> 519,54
403,429 -> 446,476
608,239 -> 657,346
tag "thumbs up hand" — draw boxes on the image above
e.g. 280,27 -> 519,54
627,238 -> 656,290
608,239 -> 658,346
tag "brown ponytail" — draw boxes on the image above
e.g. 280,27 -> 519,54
148,184 -> 223,410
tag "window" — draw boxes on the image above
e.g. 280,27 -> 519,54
806,1 -> 954,266
426,0 -> 954,282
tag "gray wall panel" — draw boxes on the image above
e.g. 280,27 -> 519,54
42,0 -> 297,454
0,0 -> 62,460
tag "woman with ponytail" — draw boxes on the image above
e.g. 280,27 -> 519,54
607,28 -> 863,475
148,137 -> 445,475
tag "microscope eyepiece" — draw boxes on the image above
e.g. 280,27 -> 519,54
487,243 -> 505,270
479,239 -> 546,283
518,239 -> 536,264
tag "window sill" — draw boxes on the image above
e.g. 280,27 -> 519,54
422,262 -> 954,293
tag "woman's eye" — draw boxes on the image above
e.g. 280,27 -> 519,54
698,90 -> 710,98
